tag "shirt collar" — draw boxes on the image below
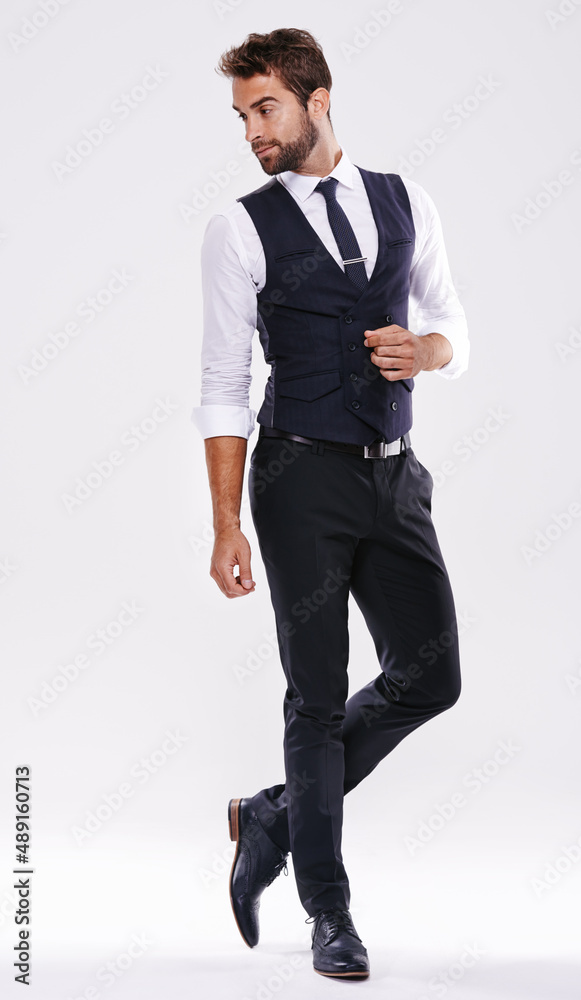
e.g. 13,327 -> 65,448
277,147 -> 355,202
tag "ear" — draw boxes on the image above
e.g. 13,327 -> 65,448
308,87 -> 331,120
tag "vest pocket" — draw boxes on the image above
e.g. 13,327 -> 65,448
278,369 -> 342,401
274,248 -> 318,261
386,238 -> 413,248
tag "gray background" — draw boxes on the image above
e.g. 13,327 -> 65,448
1,0 -> 579,996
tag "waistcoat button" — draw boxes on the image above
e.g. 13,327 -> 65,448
347,342 -> 356,351
385,314 -> 393,324
350,372 -> 358,381
344,316 -> 353,324
391,401 -> 398,411
352,400 -> 361,409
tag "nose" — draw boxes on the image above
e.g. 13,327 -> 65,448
245,114 -> 262,146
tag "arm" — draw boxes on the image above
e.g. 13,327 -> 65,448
204,435 -> 256,599
192,212 -> 259,598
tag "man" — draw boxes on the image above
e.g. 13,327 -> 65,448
192,28 -> 469,981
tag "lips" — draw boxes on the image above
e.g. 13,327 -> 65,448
255,144 -> 276,156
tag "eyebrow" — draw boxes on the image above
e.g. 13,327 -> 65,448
232,96 -> 280,112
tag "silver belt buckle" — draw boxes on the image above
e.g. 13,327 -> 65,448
363,437 -> 400,459
363,439 -> 387,458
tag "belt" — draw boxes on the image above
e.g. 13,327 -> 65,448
258,425 -> 411,458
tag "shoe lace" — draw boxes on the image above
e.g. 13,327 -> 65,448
261,856 -> 289,887
305,906 -> 360,943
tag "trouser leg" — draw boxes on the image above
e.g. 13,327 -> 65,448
247,435 -> 372,916
250,444 -> 461,862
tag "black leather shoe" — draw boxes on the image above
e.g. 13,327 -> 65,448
308,906 -> 370,979
228,797 -> 289,948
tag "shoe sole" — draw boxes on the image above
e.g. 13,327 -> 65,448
314,967 -> 370,979
228,797 -> 254,949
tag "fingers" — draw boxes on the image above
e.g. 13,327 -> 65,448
368,349 -> 413,377
370,352 -> 405,368
236,554 -> 256,593
363,324 -> 405,348
209,534 -> 256,599
364,327 -> 416,378
379,367 -> 413,380
212,563 -> 256,599
212,569 -> 253,599
368,342 -> 412,358
235,541 -> 256,594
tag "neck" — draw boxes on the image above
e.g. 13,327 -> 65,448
293,134 -> 342,177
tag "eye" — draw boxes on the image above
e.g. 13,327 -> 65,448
237,113 -> 246,121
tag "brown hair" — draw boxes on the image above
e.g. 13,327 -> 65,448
217,28 -> 332,119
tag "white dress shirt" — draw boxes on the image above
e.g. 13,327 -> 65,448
192,147 -> 469,440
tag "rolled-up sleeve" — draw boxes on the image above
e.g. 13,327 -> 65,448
405,180 -> 470,380
191,212 -> 259,439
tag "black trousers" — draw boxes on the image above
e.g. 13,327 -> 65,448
247,429 -> 461,917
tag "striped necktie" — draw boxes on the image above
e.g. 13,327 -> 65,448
315,176 -> 368,292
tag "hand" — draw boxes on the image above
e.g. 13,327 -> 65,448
209,527 -> 256,599
363,326 -> 452,380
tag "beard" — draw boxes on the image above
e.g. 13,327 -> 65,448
253,111 -> 319,175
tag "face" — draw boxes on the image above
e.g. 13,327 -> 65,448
232,73 -> 321,175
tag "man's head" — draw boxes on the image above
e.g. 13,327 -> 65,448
217,28 -> 334,175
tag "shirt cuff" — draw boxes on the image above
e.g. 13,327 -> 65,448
191,404 -> 257,439
415,324 -> 470,380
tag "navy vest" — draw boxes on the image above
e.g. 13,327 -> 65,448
238,167 -> 416,445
